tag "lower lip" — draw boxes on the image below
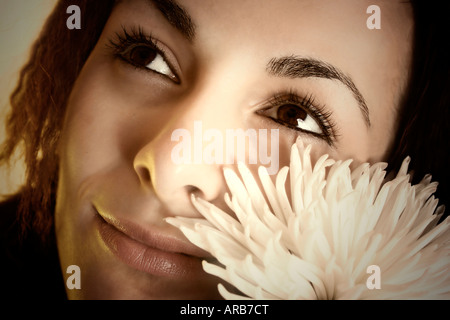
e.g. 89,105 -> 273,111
96,215 -> 204,280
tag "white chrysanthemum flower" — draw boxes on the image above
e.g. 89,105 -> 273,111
166,140 -> 450,300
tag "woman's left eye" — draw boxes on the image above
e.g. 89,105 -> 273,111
124,45 -> 176,80
259,103 -> 323,135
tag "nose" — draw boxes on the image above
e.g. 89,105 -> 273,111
133,97 -> 230,218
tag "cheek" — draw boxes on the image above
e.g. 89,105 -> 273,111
58,55 -> 161,183
59,88 -> 124,187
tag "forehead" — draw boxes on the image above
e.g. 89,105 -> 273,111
113,0 -> 413,112
114,0 -> 413,58
182,0 -> 413,69
118,0 -> 413,41
177,0 -> 412,43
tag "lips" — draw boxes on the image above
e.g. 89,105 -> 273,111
95,207 -> 211,280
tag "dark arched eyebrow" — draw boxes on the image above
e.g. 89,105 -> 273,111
144,1 -> 370,127
267,56 -> 371,127
148,0 -> 196,42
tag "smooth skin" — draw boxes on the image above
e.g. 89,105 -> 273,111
55,0 -> 413,299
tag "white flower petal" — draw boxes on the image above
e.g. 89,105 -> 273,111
167,140 -> 450,300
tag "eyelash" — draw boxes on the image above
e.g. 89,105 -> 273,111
108,28 -> 336,144
259,90 -> 338,145
107,25 -> 178,80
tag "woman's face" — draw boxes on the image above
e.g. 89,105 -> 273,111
55,0 -> 413,299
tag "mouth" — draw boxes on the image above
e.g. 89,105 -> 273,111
94,207 -> 212,280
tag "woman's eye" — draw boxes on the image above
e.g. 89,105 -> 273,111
126,45 -> 176,80
261,104 -> 322,135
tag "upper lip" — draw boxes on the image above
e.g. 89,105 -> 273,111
95,206 -> 213,260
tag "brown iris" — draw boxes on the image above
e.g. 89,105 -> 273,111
277,104 -> 307,127
128,45 -> 157,67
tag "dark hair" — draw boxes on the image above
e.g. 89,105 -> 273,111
0,0 -> 115,245
386,1 -> 450,222
1,0 -> 449,245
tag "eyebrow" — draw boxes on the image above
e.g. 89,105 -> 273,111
144,1 -> 369,127
267,56 -> 371,127
148,0 -> 196,41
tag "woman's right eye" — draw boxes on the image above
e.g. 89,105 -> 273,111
123,45 -> 177,81
108,26 -> 179,82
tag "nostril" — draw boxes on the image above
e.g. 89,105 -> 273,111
186,185 -> 203,198
136,166 -> 151,185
